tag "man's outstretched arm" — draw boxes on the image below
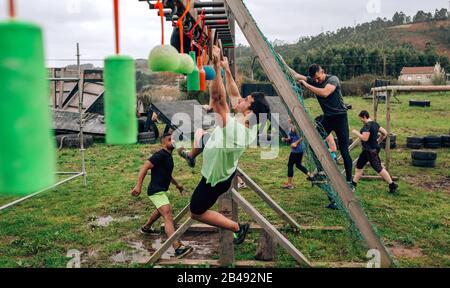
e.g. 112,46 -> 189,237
209,46 -> 229,126
278,54 -> 307,82
221,56 -> 241,111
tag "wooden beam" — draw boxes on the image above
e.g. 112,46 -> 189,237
372,85 -> 450,92
173,203 -> 190,225
336,138 -> 360,162
225,0 -> 392,267
231,189 -> 311,267
161,222 -> 345,233
218,186 -> 235,266
361,175 -> 399,181
385,91 -> 392,172
237,168 -> 301,230
158,259 -> 277,268
147,218 -> 194,265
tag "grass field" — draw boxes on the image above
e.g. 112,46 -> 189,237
0,93 -> 449,268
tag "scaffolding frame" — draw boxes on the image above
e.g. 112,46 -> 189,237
0,43 -> 87,212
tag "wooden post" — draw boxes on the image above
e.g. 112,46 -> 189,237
255,231 -> 277,261
58,68 -> 65,108
50,68 -> 56,107
373,88 -> 378,122
218,176 -> 236,267
385,90 -> 392,172
225,0 -> 392,267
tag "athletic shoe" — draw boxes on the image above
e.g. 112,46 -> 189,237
350,181 -> 357,192
178,148 -> 196,168
389,182 -> 398,193
282,183 -> 294,189
233,223 -> 250,245
175,244 -> 193,259
140,226 -> 160,235
237,182 -> 247,189
326,202 -> 339,210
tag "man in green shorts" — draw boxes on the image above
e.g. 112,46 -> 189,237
178,46 -> 271,245
131,133 -> 193,258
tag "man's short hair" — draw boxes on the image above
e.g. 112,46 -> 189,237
249,92 -> 271,126
160,132 -> 172,143
358,110 -> 370,119
308,64 -> 322,78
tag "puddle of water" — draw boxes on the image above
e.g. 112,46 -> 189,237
89,215 -> 141,227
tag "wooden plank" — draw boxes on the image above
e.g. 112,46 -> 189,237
158,259 -> 277,268
336,138 -> 360,162
312,261 -> 366,268
161,222 -> 345,232
372,85 -> 450,92
361,175 -> 399,181
173,204 -> 190,225
147,218 -> 194,265
237,168 -> 301,230
225,0 -> 392,267
231,189 -> 311,267
255,230 -> 277,261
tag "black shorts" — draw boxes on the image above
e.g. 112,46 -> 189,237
356,149 -> 383,173
190,171 -> 236,215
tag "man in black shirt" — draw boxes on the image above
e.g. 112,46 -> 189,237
280,59 -> 353,209
351,110 -> 398,193
131,133 -> 193,258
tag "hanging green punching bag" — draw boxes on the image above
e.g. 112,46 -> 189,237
104,55 -> 138,144
0,21 -> 56,195
187,51 -> 200,91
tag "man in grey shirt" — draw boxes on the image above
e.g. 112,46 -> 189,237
281,60 -> 353,209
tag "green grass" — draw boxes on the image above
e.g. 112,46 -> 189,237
0,93 -> 449,268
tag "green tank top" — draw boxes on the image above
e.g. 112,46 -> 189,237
201,115 -> 258,186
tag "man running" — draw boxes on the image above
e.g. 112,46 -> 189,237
178,46 -> 271,245
131,133 -> 193,258
351,110 -> 398,193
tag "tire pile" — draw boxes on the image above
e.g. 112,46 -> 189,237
138,132 -> 156,144
56,134 -> 94,149
380,133 -> 397,149
411,150 -> 437,168
409,100 -> 431,107
407,135 -> 449,149
137,116 -> 157,144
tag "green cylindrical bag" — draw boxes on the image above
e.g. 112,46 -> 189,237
0,21 -> 56,195
104,55 -> 137,145
187,52 -> 200,91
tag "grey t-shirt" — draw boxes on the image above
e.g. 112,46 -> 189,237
306,75 -> 347,117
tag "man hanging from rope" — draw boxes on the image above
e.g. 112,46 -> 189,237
280,58 -> 353,206
177,45 -> 271,245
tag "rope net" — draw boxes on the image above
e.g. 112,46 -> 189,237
238,1 -> 392,259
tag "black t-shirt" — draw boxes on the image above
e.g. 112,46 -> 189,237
360,121 -> 380,150
147,149 -> 174,195
306,75 -> 347,117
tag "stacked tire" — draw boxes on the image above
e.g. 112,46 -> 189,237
424,136 -> 441,149
411,150 -> 437,168
440,135 -> 450,148
138,116 -> 147,133
409,100 -> 431,107
406,136 -> 424,149
138,131 -> 156,144
380,133 -> 397,149
56,134 -> 94,149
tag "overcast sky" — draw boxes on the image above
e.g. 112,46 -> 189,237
1,0 -> 448,67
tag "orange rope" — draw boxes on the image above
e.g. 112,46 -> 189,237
176,0 -> 190,54
155,0 -> 164,46
113,0 -> 120,54
9,0 -> 15,18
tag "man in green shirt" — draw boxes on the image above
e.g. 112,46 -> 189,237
178,46 -> 270,245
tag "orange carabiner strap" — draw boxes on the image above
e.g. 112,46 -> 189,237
176,0 -> 190,54
155,0 -> 165,46
113,0 -> 120,54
